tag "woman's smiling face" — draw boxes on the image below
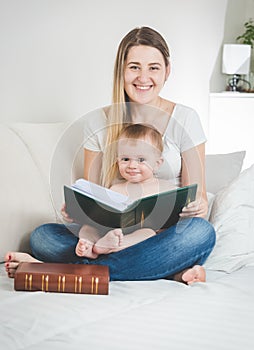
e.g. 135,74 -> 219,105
124,45 -> 170,106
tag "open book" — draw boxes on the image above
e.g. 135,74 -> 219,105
64,179 -> 197,232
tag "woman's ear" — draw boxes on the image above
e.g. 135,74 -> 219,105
165,63 -> 170,82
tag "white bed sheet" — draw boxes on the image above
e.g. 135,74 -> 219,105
0,264 -> 253,350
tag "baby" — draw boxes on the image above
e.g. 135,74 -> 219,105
75,123 -> 176,258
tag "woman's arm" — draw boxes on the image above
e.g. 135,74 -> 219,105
180,143 -> 208,218
61,148 -> 102,222
84,148 -> 103,184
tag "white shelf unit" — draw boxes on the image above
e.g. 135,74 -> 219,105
207,93 -> 254,169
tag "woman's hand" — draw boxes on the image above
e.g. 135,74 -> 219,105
180,143 -> 208,219
61,203 -> 74,223
179,197 -> 208,219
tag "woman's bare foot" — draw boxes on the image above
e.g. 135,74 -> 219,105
93,229 -> 123,255
174,265 -> 206,285
4,252 -> 41,278
75,239 -> 98,259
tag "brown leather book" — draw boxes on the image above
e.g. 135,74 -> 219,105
14,262 -> 109,295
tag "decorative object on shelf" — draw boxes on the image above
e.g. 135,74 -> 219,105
222,44 -> 251,92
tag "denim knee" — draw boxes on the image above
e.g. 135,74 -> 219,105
199,218 -> 216,250
192,218 -> 216,264
30,223 -> 51,258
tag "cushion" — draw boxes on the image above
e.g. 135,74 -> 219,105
204,164 -> 254,273
205,151 -> 246,194
0,123 -> 65,261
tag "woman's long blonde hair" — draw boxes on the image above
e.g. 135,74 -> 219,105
101,27 -> 170,187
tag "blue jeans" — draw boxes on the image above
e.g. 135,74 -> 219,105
30,218 -> 215,281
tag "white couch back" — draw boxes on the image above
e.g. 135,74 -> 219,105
0,120 -> 246,261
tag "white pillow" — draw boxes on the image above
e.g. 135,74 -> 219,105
205,192 -> 215,221
205,151 -> 246,194
0,123 -> 65,261
204,164 -> 254,273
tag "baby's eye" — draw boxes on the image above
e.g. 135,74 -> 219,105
121,157 -> 130,162
138,157 -> 146,163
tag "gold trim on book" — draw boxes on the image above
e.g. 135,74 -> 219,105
62,276 -> 66,292
74,276 -> 78,293
57,276 -> 61,292
29,274 -> 33,291
74,276 -> 83,293
45,275 -> 49,292
91,276 -> 99,294
78,276 -> 82,293
91,276 -> 94,294
58,275 -> 61,292
25,274 -> 28,290
57,275 -> 66,292
42,275 -> 45,291
95,277 -> 99,294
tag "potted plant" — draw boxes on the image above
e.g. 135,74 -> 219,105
236,18 -> 254,48
236,18 -> 254,90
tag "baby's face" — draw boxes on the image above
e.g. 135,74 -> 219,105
117,136 -> 162,183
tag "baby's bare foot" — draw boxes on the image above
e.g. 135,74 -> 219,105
4,252 -> 41,278
181,265 -> 206,285
75,239 -> 98,259
93,229 -> 123,255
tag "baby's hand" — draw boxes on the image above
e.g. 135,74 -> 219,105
61,203 -> 74,223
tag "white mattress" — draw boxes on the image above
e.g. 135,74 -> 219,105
0,263 -> 254,350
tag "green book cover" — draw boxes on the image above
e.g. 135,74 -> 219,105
64,179 -> 197,232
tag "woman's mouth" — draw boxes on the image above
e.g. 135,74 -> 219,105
134,85 -> 152,91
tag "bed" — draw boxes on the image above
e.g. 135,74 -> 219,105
0,120 -> 254,349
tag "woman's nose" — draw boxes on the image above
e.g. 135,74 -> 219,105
137,69 -> 149,82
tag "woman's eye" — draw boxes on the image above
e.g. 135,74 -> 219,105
129,65 -> 139,70
150,66 -> 159,71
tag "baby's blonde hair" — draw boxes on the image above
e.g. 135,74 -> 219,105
118,124 -> 163,153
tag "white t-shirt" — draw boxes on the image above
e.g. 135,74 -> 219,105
83,104 -> 206,186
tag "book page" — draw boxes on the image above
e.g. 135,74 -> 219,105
72,179 -> 131,209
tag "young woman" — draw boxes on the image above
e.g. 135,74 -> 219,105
5,27 -> 215,284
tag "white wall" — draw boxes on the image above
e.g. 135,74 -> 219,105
0,0 -> 246,134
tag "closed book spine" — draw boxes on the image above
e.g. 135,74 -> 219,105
14,262 -> 109,295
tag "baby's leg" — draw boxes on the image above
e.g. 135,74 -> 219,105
120,228 -> 156,250
94,228 -> 155,254
75,225 -> 100,258
75,239 -> 98,259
